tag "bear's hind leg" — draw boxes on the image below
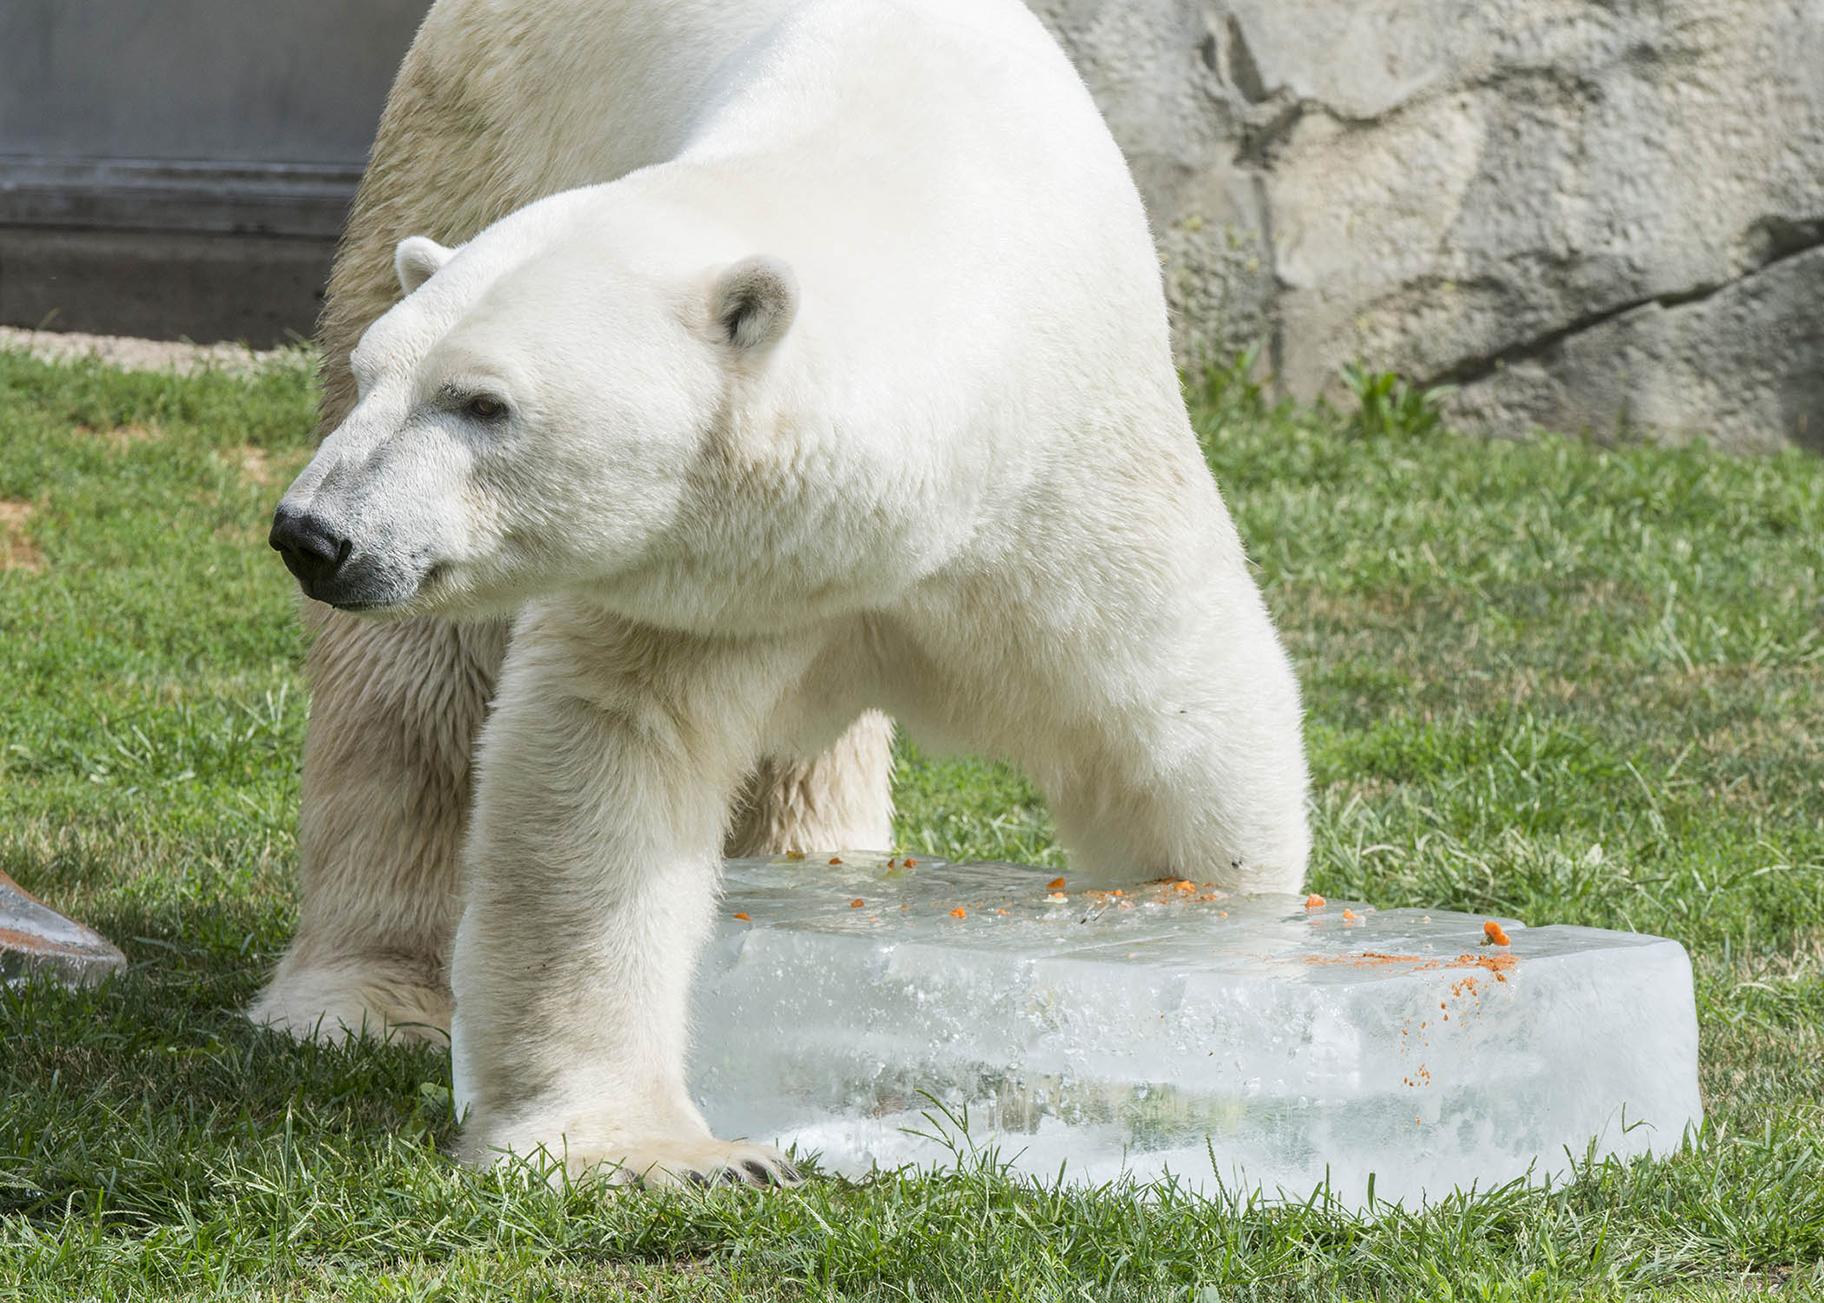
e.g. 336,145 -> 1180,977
725,710 -> 894,856
249,610 -> 505,1045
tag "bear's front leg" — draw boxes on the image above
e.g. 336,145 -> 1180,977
448,610 -> 805,1188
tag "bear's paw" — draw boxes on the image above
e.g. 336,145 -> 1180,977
563,1136 -> 802,1190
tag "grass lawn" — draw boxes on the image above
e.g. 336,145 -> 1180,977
1,346 -> 1821,1300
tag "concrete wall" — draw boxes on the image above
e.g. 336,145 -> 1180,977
1,0 -> 422,164
0,0 -> 423,343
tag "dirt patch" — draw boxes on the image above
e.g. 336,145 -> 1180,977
75,421 -> 159,451
0,500 -> 44,572
237,446 -> 275,486
1,325 -> 305,376
229,444 -> 307,489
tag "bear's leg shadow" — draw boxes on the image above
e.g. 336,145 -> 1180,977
448,611 -> 806,1186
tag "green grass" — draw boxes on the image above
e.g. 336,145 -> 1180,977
1,346 -> 1821,1300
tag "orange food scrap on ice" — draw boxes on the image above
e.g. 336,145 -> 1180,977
1047,877 -> 1067,890
828,856 -> 844,865
949,906 -> 967,919
733,913 -> 751,922
1342,909 -> 1359,922
850,898 -> 865,909
903,857 -> 919,868
1046,891 -> 1068,903
1442,951 -> 1516,981
1174,879 -> 1197,894
1304,893 -> 1327,909
1483,920 -> 1512,947
1302,951 -> 1421,969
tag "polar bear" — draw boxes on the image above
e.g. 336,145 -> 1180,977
262,0 -> 1310,1185
250,0 -> 901,1049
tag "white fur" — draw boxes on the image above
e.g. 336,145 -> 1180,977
275,0 -> 1309,1185
394,236 -> 454,296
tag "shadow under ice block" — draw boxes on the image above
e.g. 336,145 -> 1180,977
691,856 -> 1701,1208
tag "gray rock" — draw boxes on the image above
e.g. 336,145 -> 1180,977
1,870 -> 126,988
1029,0 -> 1824,451
1447,246 -> 1824,450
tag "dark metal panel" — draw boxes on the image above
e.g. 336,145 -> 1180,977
0,0 -> 430,165
0,0 -> 431,343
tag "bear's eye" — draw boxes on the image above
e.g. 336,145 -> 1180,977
464,394 -> 509,422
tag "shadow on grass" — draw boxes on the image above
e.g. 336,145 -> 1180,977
1,894 -> 455,1226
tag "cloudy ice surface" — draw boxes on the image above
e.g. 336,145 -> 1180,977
692,856 -> 1701,1208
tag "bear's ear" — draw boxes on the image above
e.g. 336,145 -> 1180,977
708,256 -> 797,353
394,236 -> 454,296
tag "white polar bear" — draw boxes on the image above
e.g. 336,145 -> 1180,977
267,0 -> 1309,1186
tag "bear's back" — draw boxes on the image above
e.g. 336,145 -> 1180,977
404,0 -> 1150,269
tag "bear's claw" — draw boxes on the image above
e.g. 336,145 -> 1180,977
551,1136 -> 802,1190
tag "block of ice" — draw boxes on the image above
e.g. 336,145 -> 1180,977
692,855 -> 1701,1207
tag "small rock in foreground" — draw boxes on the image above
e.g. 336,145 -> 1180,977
1,870 -> 126,988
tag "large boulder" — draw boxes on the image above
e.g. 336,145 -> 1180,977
1032,0 -> 1824,451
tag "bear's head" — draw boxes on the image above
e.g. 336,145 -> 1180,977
270,203 -> 799,620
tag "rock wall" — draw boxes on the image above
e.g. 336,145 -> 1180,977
1031,0 -> 1824,451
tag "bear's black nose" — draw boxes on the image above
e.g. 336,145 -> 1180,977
269,506 -> 351,589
